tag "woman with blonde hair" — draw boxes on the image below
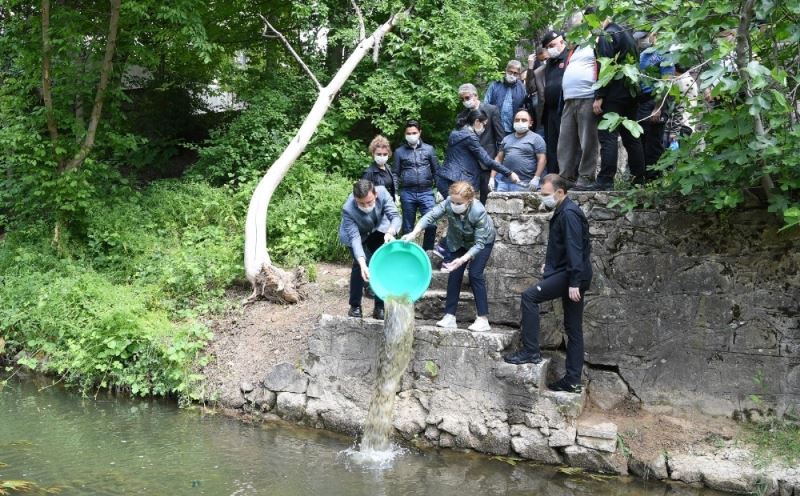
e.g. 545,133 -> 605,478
402,181 -> 496,332
361,135 -> 396,199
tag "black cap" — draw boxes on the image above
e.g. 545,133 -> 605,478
541,30 -> 563,47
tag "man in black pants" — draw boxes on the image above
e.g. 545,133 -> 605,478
503,174 -> 592,393
540,31 -> 568,175
590,15 -> 645,190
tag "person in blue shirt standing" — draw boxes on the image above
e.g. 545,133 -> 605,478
503,174 -> 592,394
393,120 -> 438,250
484,60 -> 527,135
338,180 -> 402,320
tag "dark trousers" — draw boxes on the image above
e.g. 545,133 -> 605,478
598,100 -> 645,185
400,189 -> 436,250
436,176 -> 453,200
641,120 -> 666,181
478,170 -> 491,206
444,242 -> 493,317
543,107 -> 561,175
349,231 -> 385,310
520,271 -> 589,384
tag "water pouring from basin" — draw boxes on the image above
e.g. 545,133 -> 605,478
358,241 -> 431,455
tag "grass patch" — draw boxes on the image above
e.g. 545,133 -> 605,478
744,419 -> 800,466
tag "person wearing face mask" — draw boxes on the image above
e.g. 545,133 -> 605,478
539,30 -> 569,175
491,109 -> 547,192
484,60 -> 528,135
457,83 -> 504,205
587,12 -> 644,191
402,181 -> 496,332
503,174 -> 592,394
361,135 -> 396,199
436,109 -> 520,200
338,179 -> 402,320
393,120 -> 439,250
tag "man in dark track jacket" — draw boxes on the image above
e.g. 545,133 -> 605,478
503,174 -> 592,394
590,16 -> 645,190
540,31 -> 569,175
393,120 -> 439,250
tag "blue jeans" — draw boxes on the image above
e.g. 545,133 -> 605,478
400,189 -> 436,250
444,242 -> 494,317
496,176 -> 529,192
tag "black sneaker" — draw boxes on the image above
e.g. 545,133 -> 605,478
587,180 -> 614,191
348,306 -> 363,318
503,349 -> 543,365
372,307 -> 385,320
548,377 -> 583,393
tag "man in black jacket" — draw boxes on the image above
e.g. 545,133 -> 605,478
393,120 -> 439,250
540,31 -> 569,175
458,83 -> 504,204
590,15 -> 645,190
503,174 -> 592,394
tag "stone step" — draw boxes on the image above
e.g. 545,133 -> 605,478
415,290 -> 476,322
428,269 -> 470,291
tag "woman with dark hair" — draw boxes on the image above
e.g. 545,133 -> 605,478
435,109 -> 520,199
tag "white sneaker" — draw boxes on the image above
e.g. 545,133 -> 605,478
436,314 -> 457,329
468,316 -> 491,332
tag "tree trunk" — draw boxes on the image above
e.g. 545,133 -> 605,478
62,0 -> 122,172
735,0 -> 775,197
41,0 -> 60,161
244,9 -> 409,303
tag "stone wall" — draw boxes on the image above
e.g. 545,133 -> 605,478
480,192 -> 800,418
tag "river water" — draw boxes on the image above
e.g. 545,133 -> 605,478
0,376 -> 724,496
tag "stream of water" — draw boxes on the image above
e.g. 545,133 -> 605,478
0,374 -> 727,496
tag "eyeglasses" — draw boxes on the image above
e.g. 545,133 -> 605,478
506,70 -> 521,76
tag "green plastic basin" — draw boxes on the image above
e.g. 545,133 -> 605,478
368,241 -> 432,302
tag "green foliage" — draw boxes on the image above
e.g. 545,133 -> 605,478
0,181 -> 243,399
562,0 -> 800,229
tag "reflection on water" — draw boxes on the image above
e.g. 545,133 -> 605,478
0,376 -> 723,496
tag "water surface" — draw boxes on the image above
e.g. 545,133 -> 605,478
0,376 -> 722,495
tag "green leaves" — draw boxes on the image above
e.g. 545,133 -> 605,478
598,112 -> 643,138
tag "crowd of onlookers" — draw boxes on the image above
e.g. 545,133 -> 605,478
337,10 -> 701,391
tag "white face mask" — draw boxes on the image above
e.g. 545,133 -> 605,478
462,98 -> 477,109
513,122 -> 530,133
374,155 -> 389,166
473,125 -> 485,136
541,194 -> 557,209
405,134 -> 420,146
505,74 -> 518,84
547,46 -> 562,58
451,202 -> 468,214
357,203 -> 376,214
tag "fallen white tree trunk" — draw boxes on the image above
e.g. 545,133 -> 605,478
244,8 -> 410,303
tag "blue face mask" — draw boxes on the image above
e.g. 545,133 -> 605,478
541,194 -> 557,209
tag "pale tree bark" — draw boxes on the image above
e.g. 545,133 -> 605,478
244,8 -> 410,303
62,0 -> 122,172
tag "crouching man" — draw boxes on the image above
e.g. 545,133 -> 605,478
339,179 -> 401,320
503,174 -> 592,393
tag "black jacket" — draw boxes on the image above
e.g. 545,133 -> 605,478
596,22 -> 640,104
362,163 -> 396,198
392,140 -> 438,192
437,127 -> 513,190
543,47 -> 568,112
458,102 -> 504,160
544,197 -> 592,287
